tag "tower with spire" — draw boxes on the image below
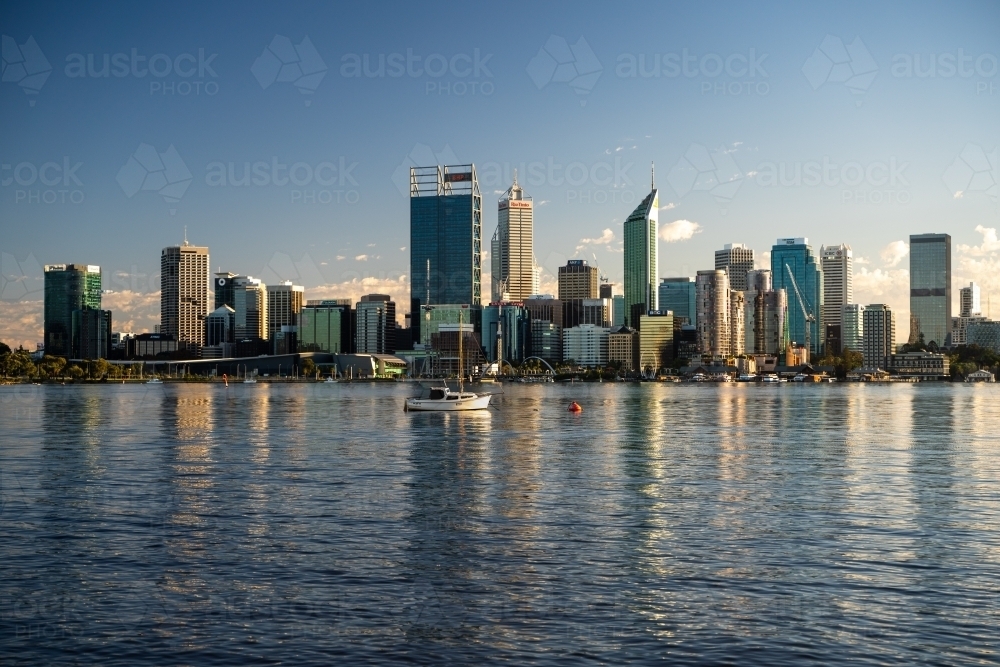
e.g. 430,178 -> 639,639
623,163 -> 659,328
492,170 -> 537,302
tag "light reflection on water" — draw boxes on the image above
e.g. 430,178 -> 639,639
1,382 -> 999,665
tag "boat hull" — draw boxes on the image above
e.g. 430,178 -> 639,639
405,394 -> 491,411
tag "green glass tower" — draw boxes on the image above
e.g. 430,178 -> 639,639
623,175 -> 658,328
909,233 -> 951,348
43,264 -> 102,357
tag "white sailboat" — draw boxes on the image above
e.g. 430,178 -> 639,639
405,310 -> 491,412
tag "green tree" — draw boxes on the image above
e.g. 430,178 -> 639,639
92,359 -> 110,379
66,364 -> 84,380
38,355 -> 67,379
301,358 -> 316,378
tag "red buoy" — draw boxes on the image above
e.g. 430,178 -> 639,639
568,402 -> 582,413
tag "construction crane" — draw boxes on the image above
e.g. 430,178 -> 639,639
784,263 -> 816,355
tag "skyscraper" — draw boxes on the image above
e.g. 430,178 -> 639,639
410,164 -> 482,344
960,282 -> 981,317
161,240 -> 210,350
909,233 -> 951,348
714,243 -> 754,291
745,270 -> 772,353
862,304 -> 895,369
730,291 -> 745,357
821,244 -> 853,328
759,290 -> 788,356
658,277 -> 697,327
492,173 -> 536,302
43,264 -> 102,357
557,260 -> 598,300
71,307 -> 111,359
266,281 -> 304,340
357,294 -> 396,354
771,238 -> 823,356
842,304 -> 865,354
214,271 -> 238,310
234,276 -> 268,341
623,176 -> 658,327
696,269 -> 730,358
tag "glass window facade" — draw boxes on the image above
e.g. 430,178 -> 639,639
623,189 -> 658,327
299,305 -> 348,353
771,240 -> 823,356
909,234 -> 951,348
658,278 -> 696,327
44,264 -> 102,357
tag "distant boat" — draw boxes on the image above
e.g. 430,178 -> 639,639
324,376 -> 337,383
760,375 -> 780,383
738,374 -> 757,382
146,378 -> 162,384
405,309 -> 490,412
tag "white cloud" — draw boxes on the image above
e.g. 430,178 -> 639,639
659,202 -> 676,211
0,299 -> 43,350
756,250 -> 771,270
307,275 -> 410,324
336,255 -> 345,261
354,254 -> 368,261
575,228 -> 615,253
399,246 -> 406,252
658,219 -> 702,243
879,240 -> 909,267
854,267 -> 910,345
854,256 -> 870,265
101,290 -> 161,333
957,225 -> 1000,257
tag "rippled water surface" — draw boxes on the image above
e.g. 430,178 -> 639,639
2,382 -> 1000,665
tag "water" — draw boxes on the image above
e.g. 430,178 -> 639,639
2,382 -> 999,665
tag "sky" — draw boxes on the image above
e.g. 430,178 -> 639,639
1,0 -> 998,348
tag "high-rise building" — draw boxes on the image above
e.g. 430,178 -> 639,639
714,243 -> 754,291
483,303 -> 530,365
300,300 -> 353,353
71,307 -> 111,359
658,277 -> 697,327
43,264 -> 102,357
842,304 -> 864,354
419,304 -> 473,347
758,290 -> 788,356
564,297 -> 611,329
862,304 -> 895,369
745,270 -> 772,353
557,260 -> 598,300
730,291 -> 745,357
695,269 -> 730,358
960,282 -> 981,317
638,312 -> 674,373
599,282 -> 613,301
821,244 -> 853,328
214,271 -> 239,310
266,281 -> 304,340
205,305 -> 235,346
612,295 -> 625,327
562,324 -> 609,367
161,240 -> 210,350
623,182 -> 658,327
771,238 -> 823,356
234,276 -> 268,341
491,174 -> 536,302
356,294 -> 396,354
530,320 -> 562,364
608,325 -> 637,372
523,295 -> 563,329
410,164 -> 482,344
909,233 -> 951,348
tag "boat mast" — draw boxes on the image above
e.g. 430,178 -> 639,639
458,309 -> 464,393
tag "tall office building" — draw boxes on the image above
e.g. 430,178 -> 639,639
862,304 -> 895,369
599,282 -> 613,301
357,294 -> 396,354
234,276 -> 268,341
491,174 -> 536,302
658,277 -> 697,327
71,307 -> 112,359
161,240 -> 210,350
410,164 -> 482,344
612,295 -> 625,327
715,243 -> 754,291
758,289 -> 788,356
623,176 -> 658,327
960,282 -> 981,317
266,281 -> 304,339
730,291 -> 746,357
43,264 -> 102,357
205,305 -> 235,346
530,320 -> 562,364
909,233 -> 951,348
745,270 -> 772,353
300,300 -> 353,353
557,260 -> 599,299
483,303 -> 531,364
821,245 -> 853,328
771,238 -> 823,356
523,295 -> 563,329
842,304 -> 865,354
638,312 -> 675,372
214,271 -> 239,310
695,269 -> 731,358
562,324 -> 610,367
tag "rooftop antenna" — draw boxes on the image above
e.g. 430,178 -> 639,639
183,225 -> 189,246
513,168 -> 518,187
651,162 -> 655,190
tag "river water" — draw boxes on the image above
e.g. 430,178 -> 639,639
2,382 -> 999,665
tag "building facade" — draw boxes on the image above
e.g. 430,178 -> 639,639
530,320 -> 562,364
638,312 -> 674,373
492,174 -> 536,301
960,282 -> 981,317
71,307 -> 111,359
557,260 -> 598,300
623,186 -> 658,327
909,233 -> 951,348
214,271 -> 238,310
658,277 -> 697,327
410,164 -> 482,344
356,294 -> 396,354
758,289 -> 788,356
563,324 -> 610,367
300,300 -> 353,353
608,325 -> 637,372
161,242 -> 209,350
820,244 -> 853,329
771,238 -> 823,357
234,276 -> 268,341
862,304 -> 895,370
696,269 -> 731,359
524,295 -> 563,329
43,264 -> 102,357
714,243 -> 754,291
842,304 -> 865,354
745,269 -> 772,353
266,281 -> 304,341
967,320 -> 1000,353
482,303 -> 531,365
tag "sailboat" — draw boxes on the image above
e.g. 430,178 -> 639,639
405,310 -> 491,411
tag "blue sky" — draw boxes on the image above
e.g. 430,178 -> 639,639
2,1 -> 998,345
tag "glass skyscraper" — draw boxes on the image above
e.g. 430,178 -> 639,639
623,182 -> 658,328
909,233 -> 951,348
658,277 -> 696,327
410,164 -> 482,342
771,238 -> 823,356
43,264 -> 102,357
